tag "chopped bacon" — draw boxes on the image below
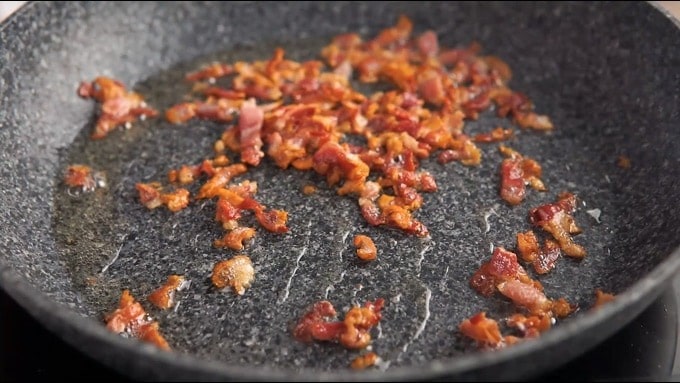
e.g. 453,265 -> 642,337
616,155 -> 631,169
64,165 -> 105,192
302,184 -> 318,195
238,99 -> 265,166
196,164 -> 248,199
529,192 -> 586,258
136,183 -> 190,212
160,188 -> 190,212
470,247 -> 523,297
211,255 -> 255,295
105,290 -> 170,350
516,231 -> 561,274
499,145 -> 545,206
78,77 -> 158,139
534,239 -> 561,274
293,299 -> 384,349
417,30 -> 439,58
594,289 -> 616,308
214,227 -> 256,250
148,275 -> 187,310
136,182 -> 163,210
473,127 -> 514,143
506,313 -> 551,338
186,62 -> 233,82
459,312 -> 503,346
354,234 -> 377,261
497,280 -> 551,314
351,352 -> 379,370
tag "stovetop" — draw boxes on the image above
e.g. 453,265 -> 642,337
1,280 -> 678,381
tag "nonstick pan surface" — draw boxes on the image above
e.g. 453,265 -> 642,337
0,1 -> 679,381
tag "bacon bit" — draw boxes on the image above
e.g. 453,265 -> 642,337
211,255 -> 255,295
516,231 -> 540,263
497,280 -> 551,314
499,145 -> 545,206
160,188 -> 190,212
616,155 -> 631,169
78,76 -> 158,139
148,275 -> 186,310
551,297 -> 576,318
529,192 -> 586,258
354,234 -> 377,261
293,301 -> 343,343
196,164 -> 248,199
534,239 -> 560,275
516,231 -> 561,275
351,352 -> 379,370
470,247 -> 523,297
214,227 -> 256,251
459,312 -> 503,346
594,289 -> 616,308
293,299 -> 385,350
473,127 -> 514,143
64,165 -> 105,192
105,290 -> 170,350
302,184 -> 317,195
136,183 -> 190,212
506,313 -> 552,338
186,62 -> 233,82
238,99 -> 265,166
136,182 -> 163,210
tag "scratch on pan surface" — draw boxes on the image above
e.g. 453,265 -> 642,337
402,287 -> 432,353
339,230 -> 350,261
100,235 -> 130,273
278,222 -> 312,304
416,240 -> 434,277
482,207 -> 499,234
439,266 -> 449,289
323,270 -> 346,299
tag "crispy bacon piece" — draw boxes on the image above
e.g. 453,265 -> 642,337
506,313 -> 551,338
105,290 -> 170,350
293,299 -> 385,350
160,188 -> 190,212
516,231 -> 561,274
214,227 -> 256,250
594,289 -> 616,308
354,234 -> 377,261
196,164 -> 248,199
499,145 -> 546,206
534,239 -> 561,274
148,275 -> 187,310
473,127 -> 514,143
497,280 -> 551,314
351,352 -> 379,370
64,165 -> 105,192
302,184 -> 318,195
78,77 -> 158,139
293,301 -> 344,343
186,62 -> 233,82
470,247 -> 523,297
529,192 -> 586,258
136,182 -> 163,210
211,255 -> 255,295
616,155 -> 631,169
136,183 -> 190,212
459,312 -> 503,346
238,99 -> 265,166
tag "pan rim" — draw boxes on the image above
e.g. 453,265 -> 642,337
2,247 -> 679,381
1,0 -> 680,380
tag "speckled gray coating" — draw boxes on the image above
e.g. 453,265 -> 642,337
0,1 -> 679,381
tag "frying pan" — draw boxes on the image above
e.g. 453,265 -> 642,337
1,1 -> 679,381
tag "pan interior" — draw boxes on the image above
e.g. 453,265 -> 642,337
1,1 -> 679,374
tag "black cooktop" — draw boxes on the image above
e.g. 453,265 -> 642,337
1,286 -> 678,381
